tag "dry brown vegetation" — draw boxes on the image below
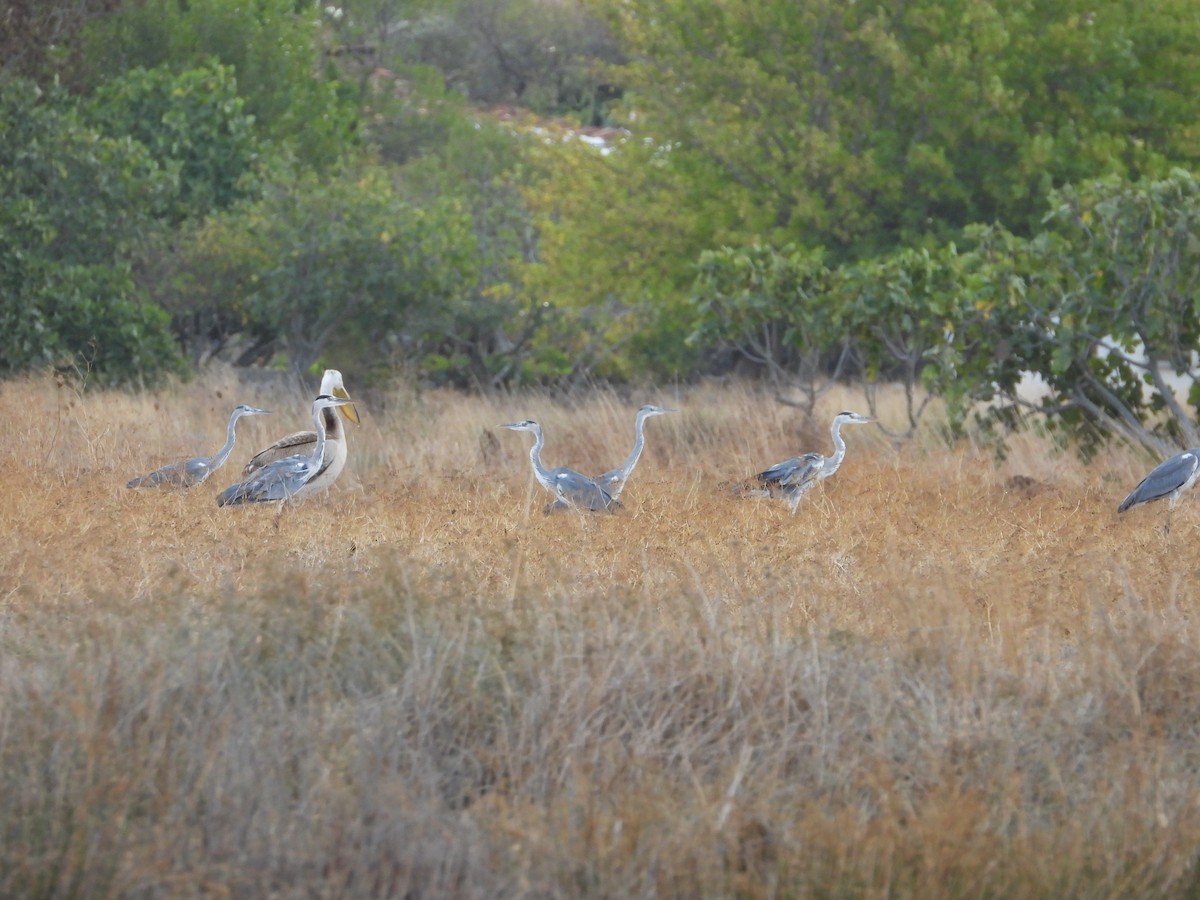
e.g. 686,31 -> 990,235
3,368 -> 1200,898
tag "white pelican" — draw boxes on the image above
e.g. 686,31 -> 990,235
241,369 -> 360,496
217,395 -> 356,507
595,404 -> 676,500
755,410 -> 872,512
500,419 -> 619,512
127,403 -> 271,489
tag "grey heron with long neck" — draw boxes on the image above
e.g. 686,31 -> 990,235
127,403 -> 272,489
500,419 -> 618,512
241,368 -> 360,495
755,410 -> 872,512
595,404 -> 676,500
217,395 -> 357,508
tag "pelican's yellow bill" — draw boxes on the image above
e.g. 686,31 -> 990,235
333,385 -> 361,424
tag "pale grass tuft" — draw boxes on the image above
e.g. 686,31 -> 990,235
2,371 -> 1200,896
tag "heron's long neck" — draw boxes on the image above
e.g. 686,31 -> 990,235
210,411 -> 242,470
825,419 -> 849,475
308,409 -> 329,470
616,413 -> 650,480
527,428 -> 555,491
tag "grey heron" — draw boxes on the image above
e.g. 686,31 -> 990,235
1118,448 -> 1200,523
595,404 -> 676,500
127,403 -> 271,489
500,419 -> 619,512
755,410 -> 872,512
241,369 -> 360,495
217,395 -> 356,508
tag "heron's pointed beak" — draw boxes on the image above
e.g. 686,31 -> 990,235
333,386 -> 361,424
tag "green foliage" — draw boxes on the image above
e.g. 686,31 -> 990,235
328,0 -> 622,122
690,244 -> 842,412
84,63 -> 262,220
159,162 -> 478,378
831,245 -> 973,432
959,171 -> 1200,455
0,0 -> 112,83
686,170 -> 1200,453
519,129 -> 719,382
0,79 -> 183,383
600,0 -> 1198,260
74,0 -> 357,169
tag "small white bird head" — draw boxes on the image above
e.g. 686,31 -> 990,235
319,369 -> 360,424
313,394 -> 357,416
835,410 -> 872,425
499,419 -> 541,433
233,404 -> 272,417
638,404 -> 677,417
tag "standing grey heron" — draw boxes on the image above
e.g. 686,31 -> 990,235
500,419 -> 619,512
755,410 -> 872,512
595,404 -> 676,500
241,369 -> 360,496
127,403 -> 272,489
217,395 -> 356,508
1118,448 -> 1200,527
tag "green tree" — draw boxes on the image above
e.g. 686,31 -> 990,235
690,244 -> 847,415
959,171 -> 1200,456
83,63 -> 262,220
598,0 -> 1198,260
0,79 -> 183,383
73,0 -> 357,169
159,163 -> 478,379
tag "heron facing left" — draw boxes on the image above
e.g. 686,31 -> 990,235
127,403 -> 272,489
500,419 -> 618,512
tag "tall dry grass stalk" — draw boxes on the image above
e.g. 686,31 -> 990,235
2,368 -> 1199,897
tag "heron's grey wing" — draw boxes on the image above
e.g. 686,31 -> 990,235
757,453 -> 823,489
182,456 -> 215,485
219,455 -> 313,506
1119,451 -> 1200,512
594,467 -> 622,489
128,459 -> 204,488
242,430 -> 318,476
552,467 -> 618,511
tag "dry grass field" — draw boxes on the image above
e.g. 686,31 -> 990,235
3,367 -> 1200,898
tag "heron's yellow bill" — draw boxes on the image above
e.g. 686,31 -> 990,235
333,385 -> 361,424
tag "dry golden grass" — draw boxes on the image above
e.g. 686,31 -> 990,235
3,368 -> 1200,897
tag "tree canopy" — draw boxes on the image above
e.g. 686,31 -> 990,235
4,0 -> 1200,452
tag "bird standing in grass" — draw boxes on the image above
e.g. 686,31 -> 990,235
500,419 -> 618,512
217,395 -> 357,509
127,403 -> 271,489
754,410 -> 872,512
1118,448 -> 1200,531
595,404 -> 676,501
241,368 -> 360,496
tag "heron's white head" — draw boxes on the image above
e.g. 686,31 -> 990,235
312,394 -> 357,417
319,369 -> 360,424
233,404 -> 272,417
835,410 -> 872,425
499,419 -> 541,434
638,404 -> 677,418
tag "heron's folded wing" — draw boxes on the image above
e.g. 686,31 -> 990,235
242,430 -> 317,475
